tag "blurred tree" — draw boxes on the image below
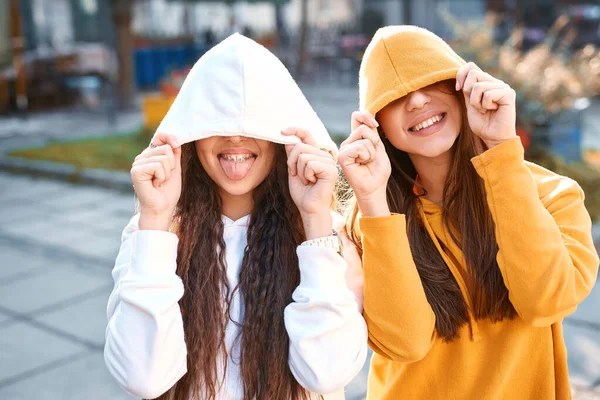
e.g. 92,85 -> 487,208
296,0 -> 308,78
10,0 -> 27,111
110,0 -> 135,109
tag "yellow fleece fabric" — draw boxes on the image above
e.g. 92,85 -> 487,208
360,138 -> 599,399
358,25 -> 600,399
359,25 -> 465,116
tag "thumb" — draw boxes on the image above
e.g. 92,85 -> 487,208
305,162 -> 337,184
285,144 -> 294,157
172,145 -> 182,171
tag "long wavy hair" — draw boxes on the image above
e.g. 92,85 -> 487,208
157,143 -> 312,400
346,80 -> 516,341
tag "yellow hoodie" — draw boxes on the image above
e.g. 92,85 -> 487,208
358,26 -> 600,399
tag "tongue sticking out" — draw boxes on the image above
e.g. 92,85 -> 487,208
219,156 -> 256,180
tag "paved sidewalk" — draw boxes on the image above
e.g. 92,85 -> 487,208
0,108 -> 143,154
1,171 -> 599,399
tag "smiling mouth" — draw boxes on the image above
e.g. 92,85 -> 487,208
218,152 -> 257,181
409,113 -> 446,132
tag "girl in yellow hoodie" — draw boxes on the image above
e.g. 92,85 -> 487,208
338,26 -> 600,399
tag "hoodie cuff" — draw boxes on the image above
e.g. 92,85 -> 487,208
359,213 -> 406,237
471,137 -> 525,186
296,246 -> 347,289
129,230 -> 179,276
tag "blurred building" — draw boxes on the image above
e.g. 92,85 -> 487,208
132,0 -> 359,39
364,0 -> 486,36
0,0 -> 119,113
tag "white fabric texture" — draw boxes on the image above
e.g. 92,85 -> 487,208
156,33 -> 337,155
104,215 -> 368,399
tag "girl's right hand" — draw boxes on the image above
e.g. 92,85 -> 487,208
338,111 -> 391,217
131,133 -> 182,231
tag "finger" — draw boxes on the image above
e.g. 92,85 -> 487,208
281,127 -> 318,146
305,161 -> 338,184
297,154 -> 334,184
470,81 -> 507,113
136,145 -> 175,170
296,153 -> 314,185
287,143 -> 333,176
342,124 -> 380,147
132,155 -> 172,181
351,110 -> 379,131
151,132 -> 181,149
297,154 -> 314,185
352,138 -> 377,161
461,68 -> 484,97
297,154 -> 335,184
285,144 -> 295,157
338,142 -> 371,166
463,70 -> 501,97
455,62 -> 480,91
171,144 -> 182,169
131,162 -> 167,188
481,88 -> 514,110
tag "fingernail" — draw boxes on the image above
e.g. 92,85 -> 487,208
455,82 -> 460,91
174,140 -> 180,147
372,119 -> 379,128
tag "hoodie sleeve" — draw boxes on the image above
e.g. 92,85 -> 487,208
471,137 -> 600,327
284,241 -> 368,395
104,214 -> 187,399
359,214 -> 437,362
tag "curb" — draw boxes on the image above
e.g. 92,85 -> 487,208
0,155 -> 133,193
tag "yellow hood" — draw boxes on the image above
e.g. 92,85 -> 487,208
359,25 -> 466,116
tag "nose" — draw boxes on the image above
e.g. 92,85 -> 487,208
405,90 -> 431,112
226,135 -> 245,144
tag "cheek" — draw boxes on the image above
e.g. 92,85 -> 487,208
385,133 -> 410,152
195,150 -> 214,173
379,108 -> 409,137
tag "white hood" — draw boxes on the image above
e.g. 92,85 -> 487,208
156,34 -> 337,154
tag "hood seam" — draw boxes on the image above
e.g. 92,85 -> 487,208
381,36 -> 406,94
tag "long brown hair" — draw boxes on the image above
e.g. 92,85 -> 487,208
159,143 -> 312,400
347,81 -> 516,341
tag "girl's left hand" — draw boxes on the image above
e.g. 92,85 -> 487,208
456,62 -> 517,149
283,127 -> 337,239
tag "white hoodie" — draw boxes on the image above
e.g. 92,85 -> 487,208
156,33 -> 337,154
104,34 -> 368,400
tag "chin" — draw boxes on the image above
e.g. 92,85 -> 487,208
216,179 -> 259,197
416,132 -> 458,158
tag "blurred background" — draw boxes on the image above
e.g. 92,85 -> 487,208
0,0 -> 599,399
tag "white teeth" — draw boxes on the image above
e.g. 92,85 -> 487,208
410,114 -> 444,132
221,154 -> 253,162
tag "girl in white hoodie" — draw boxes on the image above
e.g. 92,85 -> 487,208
104,34 -> 368,400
